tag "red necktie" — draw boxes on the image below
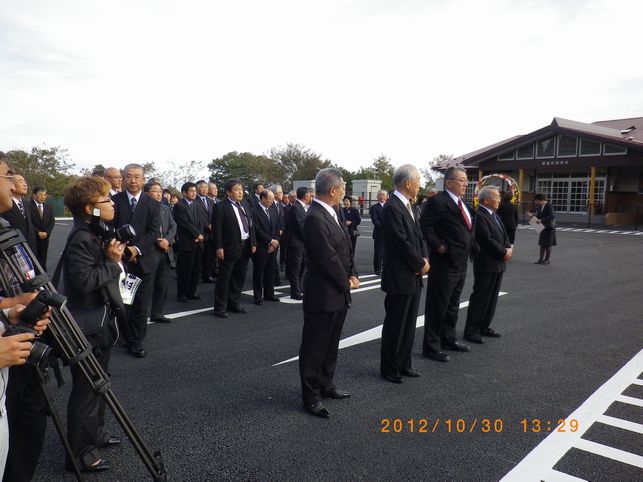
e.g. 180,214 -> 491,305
458,198 -> 472,230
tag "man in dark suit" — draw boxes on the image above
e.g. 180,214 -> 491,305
212,179 -> 256,318
299,168 -> 359,418
196,180 -> 216,283
252,190 -> 280,304
173,182 -> 206,303
286,187 -> 311,300
145,181 -> 177,323
269,185 -> 285,284
112,163 -> 161,358
369,190 -> 388,275
104,167 -> 122,197
279,191 -> 293,271
248,181 -> 264,209
420,166 -> 477,362
28,186 -> 55,270
380,165 -> 429,383
464,186 -> 512,343
0,174 -> 38,254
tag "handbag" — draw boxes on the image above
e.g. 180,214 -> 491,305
67,304 -> 110,336
351,229 -> 361,237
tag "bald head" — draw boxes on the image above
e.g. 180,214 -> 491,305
104,167 -> 122,192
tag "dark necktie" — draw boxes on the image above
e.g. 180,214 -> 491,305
38,203 -> 43,218
17,199 -> 25,218
458,198 -> 472,230
492,212 -> 503,231
264,207 -> 271,221
234,202 -> 249,234
130,196 -> 137,213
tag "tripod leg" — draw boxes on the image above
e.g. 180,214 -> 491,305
35,369 -> 85,482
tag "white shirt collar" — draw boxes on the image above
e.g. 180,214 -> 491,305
313,198 -> 339,225
393,190 -> 414,219
445,188 -> 461,205
297,199 -> 308,211
126,190 -> 141,204
481,204 -> 495,216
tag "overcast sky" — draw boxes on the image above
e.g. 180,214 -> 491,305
1,0 -> 642,174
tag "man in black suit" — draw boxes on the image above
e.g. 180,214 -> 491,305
28,186 -> 55,270
299,168 -> 359,418
145,181 -> 177,323
112,163 -> 161,358
420,166 -> 477,362
464,186 -> 512,343
0,174 -> 38,254
248,181 -> 264,209
380,165 -> 429,383
252,190 -> 280,304
104,167 -> 122,197
279,191 -> 293,271
269,185 -> 285,284
369,190 -> 388,275
196,180 -> 216,283
173,182 -> 206,303
212,179 -> 256,318
286,187 -> 311,300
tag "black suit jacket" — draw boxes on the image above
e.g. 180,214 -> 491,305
212,199 -> 256,259
381,194 -> 426,295
286,201 -> 306,249
272,200 -> 285,235
536,202 -> 555,229
253,204 -> 279,255
302,201 -> 356,313
472,207 -> 510,274
28,200 -> 55,238
497,201 -> 518,231
158,203 -> 177,265
172,199 -> 206,252
195,195 -> 214,240
112,191 -> 161,274
370,202 -> 384,239
420,190 -> 477,271
342,207 -> 361,235
0,198 -> 37,253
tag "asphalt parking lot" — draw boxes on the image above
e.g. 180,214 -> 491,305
32,219 -> 643,481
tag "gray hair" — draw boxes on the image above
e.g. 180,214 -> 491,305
123,163 -> 144,175
428,187 -> 439,194
288,190 -> 296,196
269,184 -> 283,194
478,186 -> 499,204
393,164 -> 420,189
315,168 -> 344,196
444,166 -> 467,180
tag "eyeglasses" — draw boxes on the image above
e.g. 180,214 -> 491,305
95,198 -> 112,204
0,175 -> 15,181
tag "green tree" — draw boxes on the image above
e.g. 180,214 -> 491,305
7,146 -> 75,197
270,143 -> 332,187
207,152 -> 284,192
421,154 -> 452,189
355,154 -> 395,191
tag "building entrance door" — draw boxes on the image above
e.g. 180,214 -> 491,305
536,175 -> 605,214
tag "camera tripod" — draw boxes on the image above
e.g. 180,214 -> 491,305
0,224 -> 166,481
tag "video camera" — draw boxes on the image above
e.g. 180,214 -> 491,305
90,209 -> 136,249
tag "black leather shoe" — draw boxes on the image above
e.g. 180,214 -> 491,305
322,388 -> 351,399
102,436 -> 121,447
464,334 -> 484,344
381,373 -> 404,384
375,271 -> 382,276
213,310 -> 228,318
154,316 -> 172,324
228,306 -> 247,314
203,277 -> 216,283
187,294 -> 201,300
254,298 -> 263,305
264,296 -> 281,302
443,340 -> 471,352
291,293 -> 303,300
177,296 -> 188,303
424,351 -> 451,362
127,347 -> 146,358
535,259 -> 545,264
402,369 -> 420,377
481,328 -> 501,338
81,459 -> 110,473
543,260 -> 550,265
304,401 -> 330,418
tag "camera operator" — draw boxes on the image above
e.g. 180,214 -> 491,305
62,176 -> 127,473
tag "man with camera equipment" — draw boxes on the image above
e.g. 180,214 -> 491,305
61,176 -> 128,473
112,163 -> 161,358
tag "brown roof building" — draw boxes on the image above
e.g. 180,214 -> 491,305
442,116 -> 643,225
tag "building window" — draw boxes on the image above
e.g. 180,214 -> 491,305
557,135 -> 578,157
536,137 -> 555,158
498,150 -> 515,161
579,139 -> 601,156
516,143 -> 534,159
603,143 -> 627,155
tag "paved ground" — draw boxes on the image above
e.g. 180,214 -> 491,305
31,219 -> 642,481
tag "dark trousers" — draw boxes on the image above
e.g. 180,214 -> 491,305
279,238 -> 288,269
177,248 -> 202,298
506,228 -> 516,245
151,255 -> 171,318
286,245 -> 305,295
273,247 -> 282,283
299,306 -> 348,405
202,238 -> 217,280
67,347 -> 111,469
373,237 -> 384,273
381,280 -> 422,377
4,365 -> 47,482
35,238 -> 49,271
464,272 -> 504,336
423,267 -> 467,353
253,251 -> 276,299
214,242 -> 250,311
349,234 -> 358,257
127,263 -> 156,350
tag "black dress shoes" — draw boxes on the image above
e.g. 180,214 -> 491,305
213,310 -> 228,318
424,351 -> 451,363
80,459 -> 110,473
102,436 -> 121,447
535,259 -> 545,264
464,334 -> 484,344
228,306 -> 247,314
187,294 -> 201,300
177,296 -> 188,303
481,328 -> 501,338
402,369 -> 420,377
254,298 -> 263,305
291,293 -> 303,300
381,373 -> 404,384
304,401 -> 330,418
322,388 -> 351,399
154,316 -> 172,324
264,296 -> 281,302
443,340 -> 471,352
203,277 -> 216,283
127,347 -> 146,358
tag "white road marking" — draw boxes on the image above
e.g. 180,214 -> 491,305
501,348 -> 643,481
518,225 -> 641,236
543,470 -> 587,482
596,415 -> 643,435
272,292 -> 507,366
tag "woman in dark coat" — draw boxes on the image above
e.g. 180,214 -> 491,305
62,176 -> 127,473
342,196 -> 361,255
528,193 -> 557,264
497,191 -> 519,244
